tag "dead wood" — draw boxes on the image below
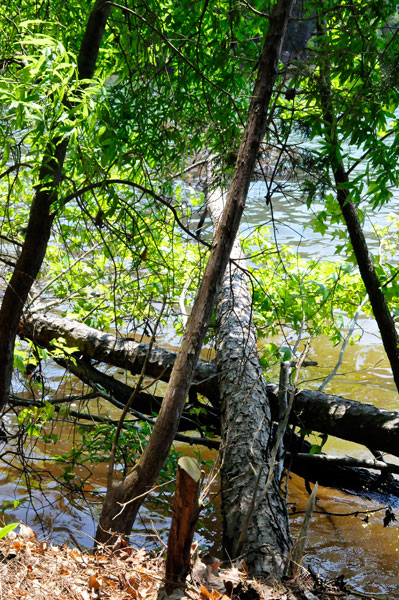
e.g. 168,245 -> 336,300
19,312 -> 219,406
165,457 -> 201,592
19,311 -> 399,459
19,312 -> 399,458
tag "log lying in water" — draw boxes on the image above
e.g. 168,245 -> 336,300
19,312 -> 219,406
19,311 -> 399,459
265,383 -> 399,457
14,311 -> 399,502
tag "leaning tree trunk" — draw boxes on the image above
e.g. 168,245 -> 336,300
95,1 -> 294,574
0,0 -> 111,409
317,22 -> 399,394
207,187 -> 291,576
207,0 -> 294,577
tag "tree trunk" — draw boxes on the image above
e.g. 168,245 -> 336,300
317,24 -> 399,394
207,197 -> 291,575
95,1 -> 293,569
20,311 -> 399,458
165,457 -> 201,592
0,0 -> 111,409
19,312 -> 218,405
16,312 -> 399,501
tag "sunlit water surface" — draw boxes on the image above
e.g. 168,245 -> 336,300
2,177 -> 399,597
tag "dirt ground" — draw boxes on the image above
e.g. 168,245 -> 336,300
0,525 -> 352,600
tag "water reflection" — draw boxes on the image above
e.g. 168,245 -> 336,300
2,178 -> 399,596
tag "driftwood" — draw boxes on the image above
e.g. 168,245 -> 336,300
19,312 -> 399,459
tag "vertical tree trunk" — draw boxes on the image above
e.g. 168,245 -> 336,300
0,0 -> 111,409
95,1 -> 294,579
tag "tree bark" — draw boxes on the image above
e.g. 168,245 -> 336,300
165,457 -> 201,593
207,205 -> 291,573
94,0 -> 293,566
317,24 -> 399,394
19,312 -> 219,405
200,2 -> 295,577
20,311 -> 399,458
0,0 -> 111,410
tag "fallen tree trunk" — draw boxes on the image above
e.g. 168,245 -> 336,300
53,354 -> 220,436
207,187 -> 291,574
14,317 -> 399,501
19,312 -> 399,458
19,312 -> 219,406
277,384 -> 399,457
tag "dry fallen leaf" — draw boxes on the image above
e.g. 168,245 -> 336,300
88,575 -> 102,590
200,584 -> 222,600
19,524 -> 37,542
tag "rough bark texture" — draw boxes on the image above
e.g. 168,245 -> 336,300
95,0 -> 293,555
208,200 -> 291,574
207,0 -> 294,577
0,0 -> 111,409
285,385 -> 399,456
20,312 -> 399,458
17,313 -> 399,500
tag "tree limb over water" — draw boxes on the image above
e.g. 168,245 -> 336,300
19,312 -> 399,460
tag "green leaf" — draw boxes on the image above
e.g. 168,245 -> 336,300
0,523 -> 18,539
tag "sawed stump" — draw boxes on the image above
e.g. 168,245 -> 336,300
165,456 -> 201,592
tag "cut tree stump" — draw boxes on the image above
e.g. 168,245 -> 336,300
165,457 -> 201,593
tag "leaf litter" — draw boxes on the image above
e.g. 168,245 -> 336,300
0,526 -> 347,600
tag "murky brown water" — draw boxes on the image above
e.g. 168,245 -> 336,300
2,330 -> 398,597
2,187 -> 399,596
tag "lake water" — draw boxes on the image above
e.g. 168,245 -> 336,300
2,172 -> 399,598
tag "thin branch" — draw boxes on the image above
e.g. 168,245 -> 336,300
0,233 -> 23,248
7,394 -> 219,448
61,178 -> 211,248
107,301 -> 166,487
106,2 -> 245,126
28,242 -> 103,307
240,0 -> 270,19
318,295 -> 367,392
0,163 -> 32,181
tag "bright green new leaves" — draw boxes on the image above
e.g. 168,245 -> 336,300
244,226 -> 365,358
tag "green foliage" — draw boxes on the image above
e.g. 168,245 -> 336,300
244,226 -> 365,359
53,420 -> 180,496
0,523 -> 18,540
2,0 -> 399,549
17,401 -> 56,438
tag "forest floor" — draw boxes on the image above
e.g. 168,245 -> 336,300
0,526 -> 349,600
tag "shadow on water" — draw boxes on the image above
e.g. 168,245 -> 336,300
2,181 -> 399,596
